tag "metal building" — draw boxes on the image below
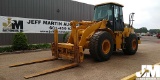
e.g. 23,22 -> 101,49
0,0 -> 94,21
0,0 -> 94,45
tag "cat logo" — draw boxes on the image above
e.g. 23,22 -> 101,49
2,17 -> 23,32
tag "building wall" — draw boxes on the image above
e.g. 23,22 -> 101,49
0,0 -> 94,21
0,0 -> 94,45
0,33 -> 64,45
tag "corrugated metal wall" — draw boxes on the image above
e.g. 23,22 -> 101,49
0,0 -> 94,45
0,33 -> 63,45
0,0 -> 94,21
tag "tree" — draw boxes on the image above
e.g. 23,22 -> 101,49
12,32 -> 28,50
157,29 -> 160,33
140,27 -> 148,33
134,27 -> 148,33
134,28 -> 140,33
149,29 -> 160,34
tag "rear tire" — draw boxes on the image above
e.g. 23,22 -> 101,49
123,34 -> 138,55
89,31 -> 114,61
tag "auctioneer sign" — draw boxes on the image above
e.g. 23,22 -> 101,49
0,16 -> 71,34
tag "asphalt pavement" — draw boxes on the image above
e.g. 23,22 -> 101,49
0,36 -> 160,80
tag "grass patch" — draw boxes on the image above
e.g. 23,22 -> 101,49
0,46 -> 13,53
0,43 -> 51,53
28,43 -> 51,50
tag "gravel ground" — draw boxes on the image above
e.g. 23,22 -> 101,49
0,36 -> 160,80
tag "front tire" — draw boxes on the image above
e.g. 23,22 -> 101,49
123,34 -> 138,55
89,31 -> 114,61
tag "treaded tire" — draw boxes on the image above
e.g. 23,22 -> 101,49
123,34 -> 138,55
89,31 -> 114,61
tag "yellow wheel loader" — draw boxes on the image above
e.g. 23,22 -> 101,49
9,2 -> 141,79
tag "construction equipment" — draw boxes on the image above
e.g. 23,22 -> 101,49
9,2 -> 141,79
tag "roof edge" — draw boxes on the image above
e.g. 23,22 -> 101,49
95,2 -> 124,7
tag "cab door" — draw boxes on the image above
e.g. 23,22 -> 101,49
113,5 -> 124,31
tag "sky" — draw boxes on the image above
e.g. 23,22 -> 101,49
73,0 -> 160,30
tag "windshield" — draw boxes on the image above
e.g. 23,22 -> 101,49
93,4 -> 113,21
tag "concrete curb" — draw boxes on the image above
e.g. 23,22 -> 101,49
0,49 -> 50,55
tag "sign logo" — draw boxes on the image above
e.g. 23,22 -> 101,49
136,65 -> 160,80
2,17 -> 23,32
0,16 -> 71,34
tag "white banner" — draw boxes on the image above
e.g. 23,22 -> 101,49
0,16 -> 71,34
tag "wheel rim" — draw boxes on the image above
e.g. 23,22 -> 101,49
132,39 -> 137,50
102,40 -> 111,54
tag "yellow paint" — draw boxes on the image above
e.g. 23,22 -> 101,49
138,40 -> 141,44
102,40 -> 111,54
58,43 -> 74,49
132,39 -> 137,50
79,21 -> 102,46
84,41 -> 89,49
122,27 -> 130,37
79,46 -> 84,62
99,19 -> 108,29
116,33 -> 123,49
53,29 -> 58,57
51,19 -> 141,63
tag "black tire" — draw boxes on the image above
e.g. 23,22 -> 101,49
123,34 -> 138,55
63,32 -> 71,43
89,31 -> 114,61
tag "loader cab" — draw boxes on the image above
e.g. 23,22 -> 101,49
94,2 -> 124,31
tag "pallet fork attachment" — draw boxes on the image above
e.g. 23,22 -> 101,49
24,63 -> 78,79
9,24 -> 84,79
9,57 -> 57,67
9,57 -> 78,79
